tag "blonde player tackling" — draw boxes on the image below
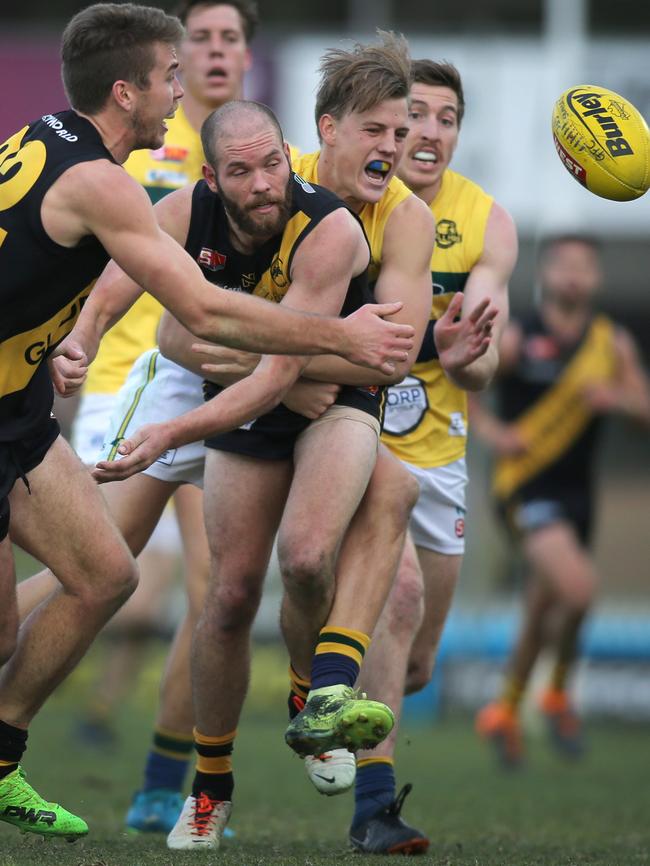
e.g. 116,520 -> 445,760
346,60 -> 517,854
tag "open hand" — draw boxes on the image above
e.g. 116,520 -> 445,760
344,301 -> 415,374
435,294 -> 498,377
92,423 -> 172,483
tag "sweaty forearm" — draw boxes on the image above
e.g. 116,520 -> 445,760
445,344 -> 499,392
163,358 -> 303,448
191,290 -> 347,357
303,355 -> 400,386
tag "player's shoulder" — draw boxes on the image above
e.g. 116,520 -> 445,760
610,319 -> 641,357
442,169 -> 512,220
291,150 -> 319,182
57,158 -> 152,227
54,156 -> 133,196
386,184 -> 435,230
444,167 -> 491,199
290,172 -> 352,222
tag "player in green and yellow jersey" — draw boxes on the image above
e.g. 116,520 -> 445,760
347,61 -> 518,853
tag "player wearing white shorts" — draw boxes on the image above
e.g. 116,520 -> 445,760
345,60 -> 517,855
99,350 -> 206,488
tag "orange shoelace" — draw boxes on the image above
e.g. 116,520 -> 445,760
192,793 -> 219,836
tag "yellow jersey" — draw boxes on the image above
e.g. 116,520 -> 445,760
84,106 -> 204,394
382,169 -> 493,468
292,152 -> 412,281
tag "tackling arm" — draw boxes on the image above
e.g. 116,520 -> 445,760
93,207 -> 376,480
435,202 -> 517,391
299,194 -> 434,386
69,162 -> 413,372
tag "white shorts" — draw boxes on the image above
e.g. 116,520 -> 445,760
71,392 -> 116,466
405,456 -> 468,555
97,349 -> 206,488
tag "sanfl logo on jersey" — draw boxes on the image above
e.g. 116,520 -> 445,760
436,219 -> 462,249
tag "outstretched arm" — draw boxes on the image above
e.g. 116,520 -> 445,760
56,163 -> 414,373
93,206 -> 384,480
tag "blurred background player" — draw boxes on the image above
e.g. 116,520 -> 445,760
21,0 -> 257,833
341,59 -> 516,853
473,234 -> 650,767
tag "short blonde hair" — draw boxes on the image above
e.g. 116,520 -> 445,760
314,31 -> 411,139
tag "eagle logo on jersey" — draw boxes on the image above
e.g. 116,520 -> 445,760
436,219 -> 462,249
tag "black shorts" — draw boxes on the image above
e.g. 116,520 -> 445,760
498,482 -> 594,546
0,416 -> 60,541
203,382 -> 384,461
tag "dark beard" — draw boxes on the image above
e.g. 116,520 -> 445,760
217,175 -> 293,240
131,105 -> 163,150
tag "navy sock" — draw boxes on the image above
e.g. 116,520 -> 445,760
352,761 -> 396,829
143,749 -> 190,793
310,628 -> 370,690
142,728 -> 193,792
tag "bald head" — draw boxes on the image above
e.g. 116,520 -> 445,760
201,99 -> 284,170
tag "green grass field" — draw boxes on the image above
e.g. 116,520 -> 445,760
0,644 -> 648,866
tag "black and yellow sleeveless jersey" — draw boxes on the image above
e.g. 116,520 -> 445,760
381,169 -> 493,468
0,110 -> 115,440
85,105 -> 204,395
192,172 -> 382,420
493,311 -> 618,501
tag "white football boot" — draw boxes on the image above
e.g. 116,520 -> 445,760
166,793 -> 232,849
304,748 -> 356,795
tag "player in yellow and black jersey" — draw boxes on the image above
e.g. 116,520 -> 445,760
193,155 -> 381,455
0,6 -> 410,843
88,99 -> 409,850
473,234 -> 650,767
0,111 -> 114,445
91,41 -> 490,851
64,0 -> 259,834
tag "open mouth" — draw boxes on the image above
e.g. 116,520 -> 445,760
251,200 -> 277,213
412,149 -> 438,166
365,159 -> 391,184
207,67 -> 228,81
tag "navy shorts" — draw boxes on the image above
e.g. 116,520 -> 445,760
499,483 -> 593,546
203,382 -> 383,461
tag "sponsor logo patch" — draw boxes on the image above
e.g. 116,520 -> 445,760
198,248 -> 227,271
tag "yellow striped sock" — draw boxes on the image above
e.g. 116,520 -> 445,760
289,665 -> 310,699
357,756 -> 394,770
316,626 -> 371,667
194,728 -> 236,775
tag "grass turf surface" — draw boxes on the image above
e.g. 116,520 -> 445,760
0,645 -> 648,866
